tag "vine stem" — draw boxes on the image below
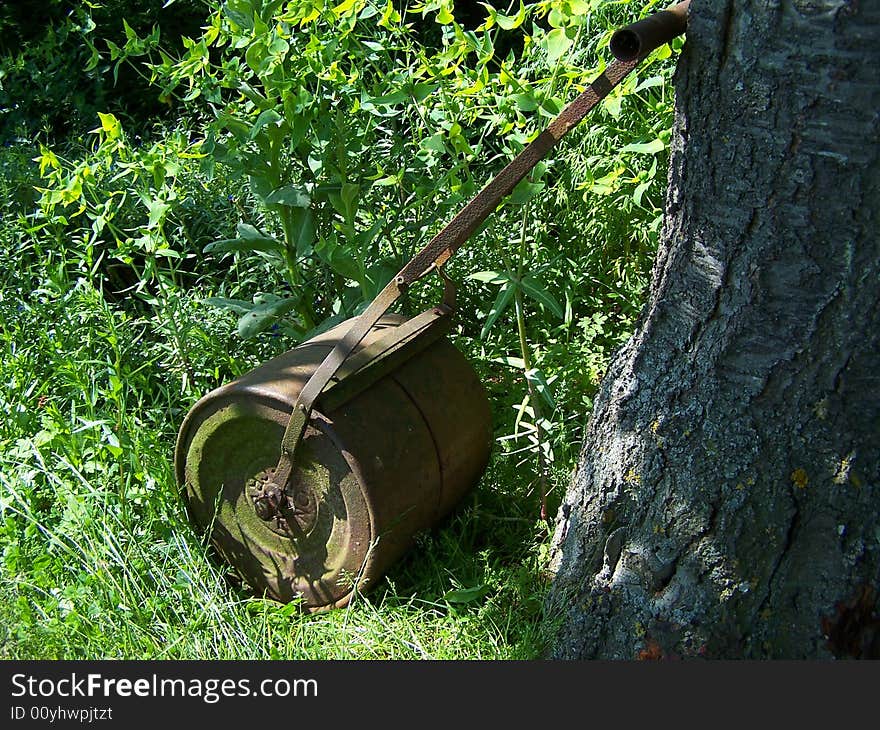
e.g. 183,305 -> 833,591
513,203 -> 551,525
278,205 -> 316,332
155,272 -> 197,391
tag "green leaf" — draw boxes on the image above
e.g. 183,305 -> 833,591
494,1 -> 525,30
603,93 -> 623,118
633,180 -> 651,207
265,185 -> 310,207
85,44 -> 100,72
316,236 -> 362,282
492,355 -> 526,369
378,0 -> 401,27
146,200 -> 170,229
327,248 -> 361,281
545,28 -> 573,63
508,180 -> 544,206
218,113 -> 250,142
203,237 -> 284,255
340,182 -> 360,221
268,36 -> 289,55
204,222 -> 284,254
409,83 -> 438,103
96,112 -> 121,139
249,109 -> 282,140
223,0 -> 254,30
237,296 -> 300,339
548,7 -> 567,28
588,166 -> 625,196
245,40 -> 268,74
525,367 -> 556,410
122,18 -> 139,43
249,174 -> 275,202
368,90 -> 408,107
539,96 -> 563,118
480,282 -> 515,339
202,297 -> 253,314
467,270 -> 510,285
436,3 -> 454,24
442,584 -> 489,604
290,208 -> 315,255
278,599 -> 302,617
634,75 -> 664,93
567,0 -> 594,14
105,39 -> 122,61
520,276 -> 564,319
237,222 -> 271,240
514,93 -> 538,112
362,85 -> 408,116
420,132 -> 446,153
619,139 -> 665,155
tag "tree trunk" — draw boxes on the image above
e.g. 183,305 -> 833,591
546,0 -> 880,659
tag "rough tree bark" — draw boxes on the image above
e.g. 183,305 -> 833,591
546,0 -> 880,659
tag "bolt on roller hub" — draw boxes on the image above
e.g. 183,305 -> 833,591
245,468 -> 320,537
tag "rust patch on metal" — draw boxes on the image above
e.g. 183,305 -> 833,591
610,1 -> 691,62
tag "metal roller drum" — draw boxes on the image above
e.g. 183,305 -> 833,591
175,315 -> 492,610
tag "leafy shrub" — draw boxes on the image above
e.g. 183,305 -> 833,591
0,1 -> 206,142
28,0 -> 681,503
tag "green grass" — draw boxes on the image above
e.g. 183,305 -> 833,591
0,270 -> 557,659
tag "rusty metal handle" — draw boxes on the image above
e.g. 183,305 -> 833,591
610,1 -> 691,62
